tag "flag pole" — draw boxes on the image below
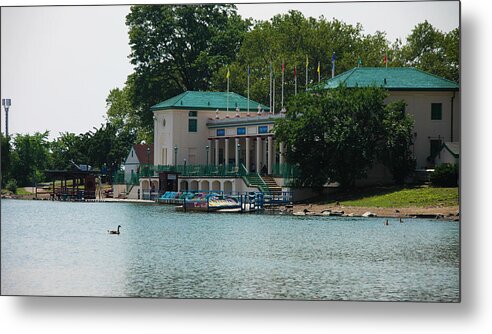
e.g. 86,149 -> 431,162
331,52 -> 336,78
294,65 -> 297,96
305,55 -> 308,91
226,67 -> 230,118
281,61 -> 284,108
272,70 -> 275,114
247,65 -> 250,116
269,62 -> 272,113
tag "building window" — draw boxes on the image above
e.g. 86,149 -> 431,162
237,127 -> 246,135
431,103 -> 442,120
188,118 -> 197,132
188,110 -> 198,132
216,129 -> 225,136
258,125 -> 269,134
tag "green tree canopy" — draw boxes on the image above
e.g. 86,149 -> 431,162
85,122 -> 136,176
49,132 -> 89,170
212,11 -> 389,111
124,4 -> 251,133
105,84 -> 147,142
107,5 -> 458,140
1,134 -> 11,187
391,21 -> 459,82
10,131 -> 51,186
274,86 -> 415,188
380,100 -> 416,184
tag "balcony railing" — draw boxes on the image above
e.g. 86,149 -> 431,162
271,163 -> 301,179
113,163 -> 301,186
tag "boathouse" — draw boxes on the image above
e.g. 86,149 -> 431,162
321,67 -> 460,169
114,67 -> 460,199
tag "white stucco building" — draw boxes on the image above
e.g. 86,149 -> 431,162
117,66 -> 460,198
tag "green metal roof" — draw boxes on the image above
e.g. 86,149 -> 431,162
321,67 -> 459,91
151,91 -> 270,112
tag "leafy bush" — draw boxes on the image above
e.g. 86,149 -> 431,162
430,163 -> 458,187
6,179 -> 18,194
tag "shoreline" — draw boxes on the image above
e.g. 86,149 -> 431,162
290,203 -> 459,221
2,194 -> 459,221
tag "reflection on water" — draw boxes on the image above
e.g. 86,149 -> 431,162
1,199 -> 459,301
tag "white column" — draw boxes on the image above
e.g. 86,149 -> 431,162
214,139 -> 220,165
267,136 -> 273,175
279,142 -> 286,165
224,138 -> 230,166
256,136 -> 262,172
245,137 -> 251,172
263,140 -> 268,169
235,137 -> 240,168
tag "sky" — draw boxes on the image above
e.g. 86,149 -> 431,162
1,0 -> 460,139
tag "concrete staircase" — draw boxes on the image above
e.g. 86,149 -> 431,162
262,175 -> 282,193
243,173 -> 268,192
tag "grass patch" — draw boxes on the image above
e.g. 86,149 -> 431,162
1,187 -> 33,196
325,185 -> 459,208
16,188 -> 33,195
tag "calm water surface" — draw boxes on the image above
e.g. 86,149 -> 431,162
1,199 -> 459,301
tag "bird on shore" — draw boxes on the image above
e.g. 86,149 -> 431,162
108,225 -> 121,235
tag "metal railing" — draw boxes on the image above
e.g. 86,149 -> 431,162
271,163 -> 301,179
132,164 -> 247,178
113,163 -> 301,186
240,164 -> 269,192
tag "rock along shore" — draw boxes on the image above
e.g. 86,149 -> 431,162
287,203 -> 459,221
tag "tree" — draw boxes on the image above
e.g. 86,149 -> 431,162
274,86 -> 415,189
124,4 -> 251,134
380,101 -> 416,184
83,123 -> 136,179
105,84 -> 149,143
1,134 -> 11,187
211,11 -> 390,111
392,21 -> 459,82
10,131 -> 51,186
49,132 -> 90,170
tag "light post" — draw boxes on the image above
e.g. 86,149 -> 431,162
237,143 -> 241,168
174,145 -> 178,166
1,98 -> 11,137
183,158 -> 187,175
147,146 -> 151,200
205,145 -> 209,166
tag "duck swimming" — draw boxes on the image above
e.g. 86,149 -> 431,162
108,225 -> 121,235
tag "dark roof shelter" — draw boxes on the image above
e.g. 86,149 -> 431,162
44,169 -> 100,201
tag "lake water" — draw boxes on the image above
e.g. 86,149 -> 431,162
1,199 -> 460,301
